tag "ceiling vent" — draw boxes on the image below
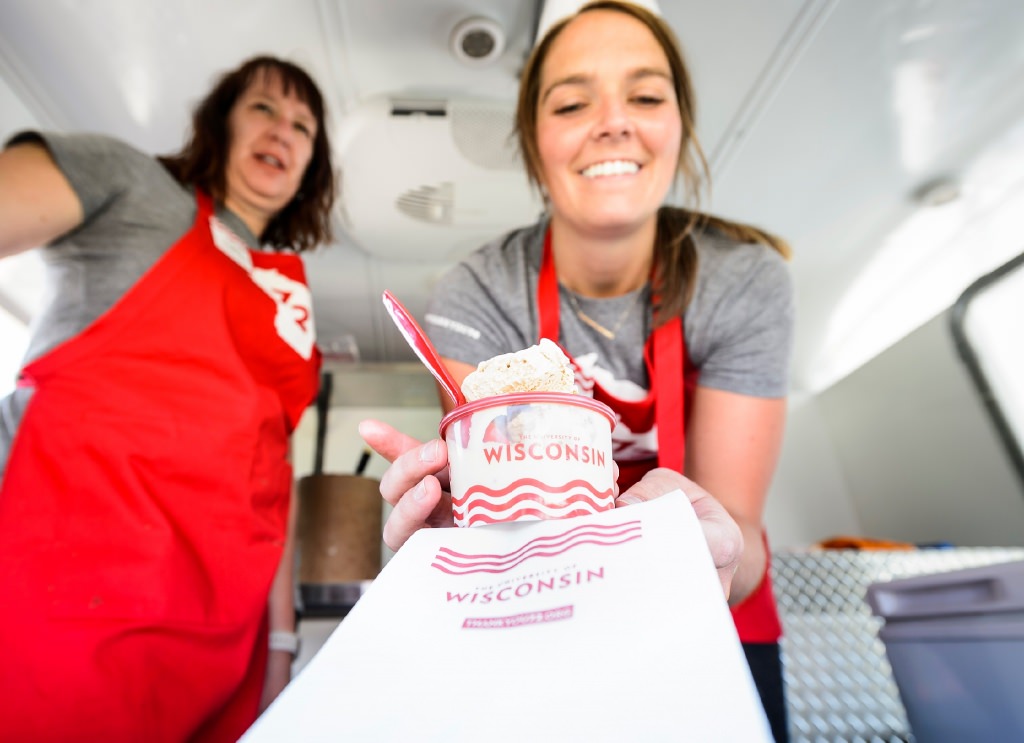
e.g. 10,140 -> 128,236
449,100 -> 521,171
390,99 -> 447,117
395,178 -> 539,229
396,182 -> 454,223
338,95 -> 543,261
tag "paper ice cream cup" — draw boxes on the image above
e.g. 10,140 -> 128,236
440,392 -> 617,527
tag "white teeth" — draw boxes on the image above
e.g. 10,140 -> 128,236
258,154 -> 283,168
581,160 -> 640,178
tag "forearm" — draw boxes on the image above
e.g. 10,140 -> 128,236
729,520 -> 769,606
684,389 -> 785,606
260,477 -> 299,712
267,478 -> 298,633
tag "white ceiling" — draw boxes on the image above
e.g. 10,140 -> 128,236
2,0 -> 1024,394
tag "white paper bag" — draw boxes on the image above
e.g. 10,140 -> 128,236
243,491 -> 772,742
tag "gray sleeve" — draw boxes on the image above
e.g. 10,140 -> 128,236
423,227 -> 541,366
6,130 -> 153,229
685,238 -> 794,398
5,131 -> 192,365
1,132 -> 193,478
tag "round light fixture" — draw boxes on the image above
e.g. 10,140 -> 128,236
450,17 -> 505,66
913,176 -> 961,207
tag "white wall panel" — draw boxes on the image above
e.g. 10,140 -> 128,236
817,312 -> 1024,546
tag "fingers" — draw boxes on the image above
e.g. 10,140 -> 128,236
698,510 -> 743,600
382,475 -> 446,551
358,419 -> 424,464
615,468 -> 743,600
359,418 -> 449,506
359,418 -> 456,551
374,436 -> 448,506
614,467 -> 688,506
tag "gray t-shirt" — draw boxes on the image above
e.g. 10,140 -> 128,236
425,218 -> 794,400
0,131 -> 258,475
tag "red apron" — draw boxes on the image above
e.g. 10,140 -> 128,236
538,231 -> 781,643
0,192 -> 321,742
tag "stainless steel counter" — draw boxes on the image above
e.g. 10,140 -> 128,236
773,547 -> 1024,742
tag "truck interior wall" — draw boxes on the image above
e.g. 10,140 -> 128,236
765,392 -> 862,548
816,310 -> 1024,546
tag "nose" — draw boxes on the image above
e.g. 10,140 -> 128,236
268,114 -> 296,147
592,98 -> 634,141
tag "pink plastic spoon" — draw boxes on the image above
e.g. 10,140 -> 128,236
382,290 -> 467,408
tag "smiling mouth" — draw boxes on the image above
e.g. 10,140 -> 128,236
256,153 -> 285,170
580,160 -> 641,178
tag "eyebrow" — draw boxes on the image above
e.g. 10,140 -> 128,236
248,89 -> 317,127
540,67 -> 672,103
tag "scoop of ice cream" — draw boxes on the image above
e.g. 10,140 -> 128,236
461,339 -> 576,401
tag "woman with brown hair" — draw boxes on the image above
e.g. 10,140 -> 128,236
0,56 -> 336,741
362,2 -> 793,740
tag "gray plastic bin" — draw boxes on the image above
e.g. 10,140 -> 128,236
866,559 -> 1024,743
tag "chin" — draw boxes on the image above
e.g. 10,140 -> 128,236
575,220 -> 647,238
584,206 -> 656,228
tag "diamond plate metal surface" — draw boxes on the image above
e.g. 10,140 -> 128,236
772,548 -> 1024,743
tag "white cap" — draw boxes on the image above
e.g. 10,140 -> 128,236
534,0 -> 662,46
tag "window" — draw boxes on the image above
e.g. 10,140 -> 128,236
951,249 -> 1024,488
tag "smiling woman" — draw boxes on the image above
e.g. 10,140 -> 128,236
364,2 -> 794,742
0,55 -> 337,743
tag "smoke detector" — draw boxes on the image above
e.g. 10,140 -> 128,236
450,17 -> 505,66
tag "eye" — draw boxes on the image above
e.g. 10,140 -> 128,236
294,121 -> 313,138
553,101 -> 585,115
632,95 -> 665,107
252,101 -> 274,115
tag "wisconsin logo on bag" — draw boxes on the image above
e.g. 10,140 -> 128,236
431,519 -> 641,575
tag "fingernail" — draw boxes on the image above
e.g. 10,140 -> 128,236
617,495 -> 642,506
412,481 -> 427,502
419,439 -> 439,463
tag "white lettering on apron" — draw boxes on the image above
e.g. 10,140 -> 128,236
209,216 -> 254,272
210,216 -> 315,360
251,268 -> 316,360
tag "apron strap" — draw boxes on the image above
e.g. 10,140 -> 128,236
195,188 -> 214,219
654,316 -> 685,473
539,227 -> 686,472
538,229 -> 560,342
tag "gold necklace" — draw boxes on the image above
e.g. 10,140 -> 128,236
565,290 -> 643,340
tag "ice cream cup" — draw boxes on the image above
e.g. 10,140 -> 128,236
440,392 -> 617,527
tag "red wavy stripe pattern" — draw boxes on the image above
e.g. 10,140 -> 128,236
431,520 -> 642,574
463,491 -> 607,521
439,520 -> 641,561
466,506 -> 598,527
454,478 -> 616,528
431,533 -> 642,574
456,478 -> 615,503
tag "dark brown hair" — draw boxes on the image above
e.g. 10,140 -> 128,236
516,1 -> 790,323
159,55 -> 336,252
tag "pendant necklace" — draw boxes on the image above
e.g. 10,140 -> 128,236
565,289 -> 644,340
